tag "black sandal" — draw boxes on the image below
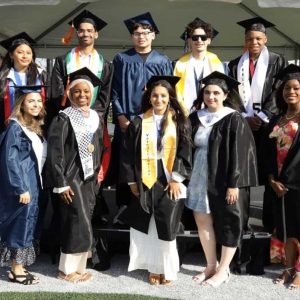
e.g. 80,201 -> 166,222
8,271 -> 39,285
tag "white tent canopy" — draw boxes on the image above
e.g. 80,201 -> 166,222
0,0 -> 299,62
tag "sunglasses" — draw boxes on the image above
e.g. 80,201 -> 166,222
191,34 -> 208,42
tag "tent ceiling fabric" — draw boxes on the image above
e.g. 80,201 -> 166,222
0,0 -> 299,62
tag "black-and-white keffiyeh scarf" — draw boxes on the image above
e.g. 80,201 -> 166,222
62,106 -> 99,180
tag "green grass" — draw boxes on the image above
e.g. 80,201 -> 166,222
0,293 -> 168,300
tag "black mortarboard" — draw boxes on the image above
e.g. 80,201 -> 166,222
201,71 -> 240,89
146,75 -> 180,90
275,64 -> 300,82
69,9 -> 107,31
0,32 -> 35,50
237,17 -> 275,34
124,12 -> 159,34
68,67 -> 101,87
180,17 -> 219,41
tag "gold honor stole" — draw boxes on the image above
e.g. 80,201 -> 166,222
174,51 -> 222,115
66,47 -> 103,107
141,109 -> 177,189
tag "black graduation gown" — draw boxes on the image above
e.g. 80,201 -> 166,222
50,51 -> 113,118
43,112 -> 103,253
119,117 -> 192,241
262,115 -> 300,242
189,111 -> 258,247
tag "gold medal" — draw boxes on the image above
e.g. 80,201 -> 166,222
87,143 -> 95,153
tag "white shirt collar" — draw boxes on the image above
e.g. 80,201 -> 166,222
197,107 -> 235,128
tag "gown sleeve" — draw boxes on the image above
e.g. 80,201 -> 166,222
227,113 -> 258,188
119,119 -> 139,183
172,121 -> 193,181
111,54 -> 125,117
92,60 -> 114,116
45,114 -> 70,188
50,55 -> 66,112
0,123 -> 29,195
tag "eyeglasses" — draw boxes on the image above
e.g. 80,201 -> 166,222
191,34 -> 208,42
77,29 -> 95,35
132,31 -> 153,38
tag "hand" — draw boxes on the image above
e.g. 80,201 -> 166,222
269,179 -> 288,198
129,183 -> 140,198
59,188 -> 74,204
19,192 -> 30,204
246,116 -> 262,131
165,181 -> 181,200
226,188 -> 239,205
118,115 -> 130,132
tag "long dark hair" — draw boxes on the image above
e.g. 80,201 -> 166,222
141,80 -> 191,149
275,79 -> 300,114
193,79 -> 243,112
0,39 -> 39,96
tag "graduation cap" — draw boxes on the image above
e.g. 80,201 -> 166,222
61,10 -> 107,45
69,9 -> 107,31
201,71 -> 240,89
146,75 -> 180,90
237,17 -> 275,34
0,32 -> 35,50
180,18 -> 219,41
275,64 -> 300,82
68,67 -> 101,87
13,85 -> 47,94
124,12 -> 159,34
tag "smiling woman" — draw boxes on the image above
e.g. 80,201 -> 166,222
0,32 -> 48,133
44,67 -> 105,283
262,64 -> 300,290
0,86 -> 47,285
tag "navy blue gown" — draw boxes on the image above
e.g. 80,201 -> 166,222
0,120 -> 46,266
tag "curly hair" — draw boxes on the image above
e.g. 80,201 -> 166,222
9,92 -> 46,136
141,80 -> 191,149
185,19 -> 214,39
0,38 -> 40,96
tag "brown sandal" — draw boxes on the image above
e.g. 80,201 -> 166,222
148,273 -> 160,285
57,271 -> 82,283
289,271 -> 300,290
273,268 -> 295,285
160,274 -> 172,285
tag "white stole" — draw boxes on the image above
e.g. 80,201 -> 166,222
237,46 -> 269,117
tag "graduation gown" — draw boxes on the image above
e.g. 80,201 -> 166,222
43,112 -> 103,253
50,51 -> 113,117
111,48 -> 173,122
0,121 -> 45,248
262,115 -> 300,242
189,111 -> 258,247
119,117 -> 192,241
228,51 -> 287,119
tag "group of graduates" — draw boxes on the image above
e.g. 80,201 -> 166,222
0,9 -> 300,290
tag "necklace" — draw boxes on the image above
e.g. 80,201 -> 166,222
285,112 -> 300,120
